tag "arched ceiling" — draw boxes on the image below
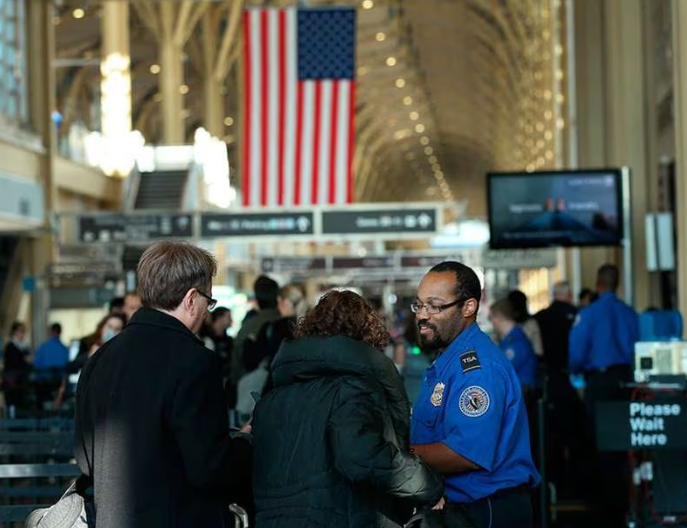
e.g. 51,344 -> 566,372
53,0 -> 561,217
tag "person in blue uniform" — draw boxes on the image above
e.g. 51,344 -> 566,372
569,264 -> 639,382
410,261 -> 540,528
568,263 -> 639,528
488,299 -> 539,389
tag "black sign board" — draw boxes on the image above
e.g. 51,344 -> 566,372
201,213 -> 314,237
261,257 -> 327,274
48,261 -> 120,287
331,257 -> 394,270
400,255 -> 450,268
322,208 -> 437,235
78,214 -> 193,243
597,400 -> 687,451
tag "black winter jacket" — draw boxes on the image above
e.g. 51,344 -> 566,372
74,308 -> 252,528
253,336 -> 443,528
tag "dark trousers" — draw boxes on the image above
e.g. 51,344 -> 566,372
446,488 -> 533,528
584,365 -> 631,528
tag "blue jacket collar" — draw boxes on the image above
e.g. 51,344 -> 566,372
433,322 -> 479,374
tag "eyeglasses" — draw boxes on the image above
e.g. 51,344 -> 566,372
196,290 -> 218,311
410,299 -> 463,315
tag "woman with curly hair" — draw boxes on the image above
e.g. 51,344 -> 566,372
252,290 -> 443,528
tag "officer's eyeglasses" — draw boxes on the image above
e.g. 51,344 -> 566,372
196,290 -> 218,311
410,299 -> 463,315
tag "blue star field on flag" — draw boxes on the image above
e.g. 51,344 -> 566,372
297,8 -> 356,81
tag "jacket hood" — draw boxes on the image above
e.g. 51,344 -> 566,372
272,335 -> 411,443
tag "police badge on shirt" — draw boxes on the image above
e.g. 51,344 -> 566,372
430,383 -> 445,407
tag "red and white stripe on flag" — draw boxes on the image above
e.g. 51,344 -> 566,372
242,8 -> 356,208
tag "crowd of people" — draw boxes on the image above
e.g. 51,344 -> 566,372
484,264 -> 638,528
2,239 -> 640,528
0,292 -> 140,413
64,242 -> 542,528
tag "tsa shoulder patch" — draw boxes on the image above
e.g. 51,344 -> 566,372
459,386 -> 490,417
459,350 -> 481,373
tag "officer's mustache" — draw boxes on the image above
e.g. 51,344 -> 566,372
417,320 -> 437,331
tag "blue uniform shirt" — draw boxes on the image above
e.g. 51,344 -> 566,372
568,292 -> 639,373
33,337 -> 69,370
500,326 -> 538,388
410,322 -> 540,503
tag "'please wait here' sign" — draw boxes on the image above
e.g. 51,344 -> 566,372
596,400 -> 687,451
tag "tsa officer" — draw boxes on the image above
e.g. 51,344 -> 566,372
568,263 -> 639,410
410,262 -> 540,528
488,299 -> 539,390
568,263 -> 639,528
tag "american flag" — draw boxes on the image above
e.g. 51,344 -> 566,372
242,7 -> 356,208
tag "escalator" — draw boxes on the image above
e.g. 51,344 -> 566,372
123,169 -> 191,273
133,170 -> 189,210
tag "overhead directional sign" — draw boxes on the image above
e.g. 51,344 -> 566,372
259,251 -> 484,277
78,213 -> 194,243
482,249 -> 558,270
201,212 -> 315,237
66,202 -> 446,244
331,256 -> 395,270
322,207 -> 438,235
261,257 -> 327,274
400,252 -> 481,270
48,261 -> 120,287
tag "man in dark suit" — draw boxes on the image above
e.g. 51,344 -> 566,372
534,280 -> 584,498
75,241 -> 252,528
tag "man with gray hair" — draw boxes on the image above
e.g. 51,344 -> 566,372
534,280 -> 580,497
535,280 -> 576,372
75,241 -> 252,528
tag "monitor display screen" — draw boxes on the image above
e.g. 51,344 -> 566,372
487,169 -> 624,249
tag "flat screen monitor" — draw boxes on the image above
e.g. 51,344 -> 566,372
487,169 -> 624,249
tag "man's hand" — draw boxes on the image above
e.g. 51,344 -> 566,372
240,419 -> 252,434
432,497 -> 446,510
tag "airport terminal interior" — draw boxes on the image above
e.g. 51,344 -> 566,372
2,0 -> 687,527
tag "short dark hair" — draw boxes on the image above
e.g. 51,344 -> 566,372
109,297 -> 124,311
579,287 -> 596,302
597,263 -> 619,291
49,323 -> 62,335
254,275 -> 279,310
428,261 -> 482,305
490,299 -> 515,322
294,290 -> 389,350
10,322 -> 24,335
507,290 -> 529,323
210,307 -> 231,322
137,242 -> 217,311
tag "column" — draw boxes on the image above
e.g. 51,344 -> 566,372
160,2 -> 184,145
100,0 -> 132,176
204,73 -> 224,137
671,0 -> 687,318
572,0 -> 614,294
26,0 -> 57,344
572,0 -> 653,308
603,0 -> 652,309
202,11 -> 224,138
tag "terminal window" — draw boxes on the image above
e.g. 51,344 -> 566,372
0,0 -> 27,124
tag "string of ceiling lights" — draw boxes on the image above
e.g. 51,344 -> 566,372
360,0 -> 454,202
513,0 -> 563,174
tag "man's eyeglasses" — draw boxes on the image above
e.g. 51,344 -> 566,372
196,290 -> 218,311
410,299 -> 463,315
